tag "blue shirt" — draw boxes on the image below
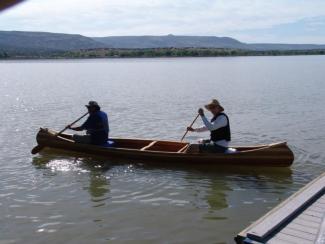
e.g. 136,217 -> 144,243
81,111 -> 109,145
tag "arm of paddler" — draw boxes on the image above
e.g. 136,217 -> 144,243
68,115 -> 90,131
193,126 -> 208,132
69,126 -> 83,131
201,115 -> 227,131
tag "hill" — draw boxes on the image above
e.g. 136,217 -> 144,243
0,31 -> 103,54
92,34 -> 249,49
0,31 -> 325,58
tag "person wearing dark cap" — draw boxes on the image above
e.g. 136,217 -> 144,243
68,101 -> 109,145
186,99 -> 231,153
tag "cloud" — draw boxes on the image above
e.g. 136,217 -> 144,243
0,0 -> 325,43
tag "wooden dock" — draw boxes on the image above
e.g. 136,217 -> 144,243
235,172 -> 325,244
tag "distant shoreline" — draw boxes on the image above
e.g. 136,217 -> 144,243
1,47 -> 325,60
2,31 -> 325,60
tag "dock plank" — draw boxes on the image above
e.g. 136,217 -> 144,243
267,238 -> 292,244
279,226 -> 316,241
315,197 -> 325,204
291,218 -> 320,229
304,209 -> 324,218
318,196 -> 325,203
313,202 -> 325,210
286,222 -> 319,235
299,213 -> 322,223
316,216 -> 325,244
308,205 -> 325,213
246,173 -> 325,242
272,232 -> 314,244
236,173 -> 325,243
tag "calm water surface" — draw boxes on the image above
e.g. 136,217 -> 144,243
0,56 -> 324,243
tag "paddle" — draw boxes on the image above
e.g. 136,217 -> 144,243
31,111 -> 89,154
180,114 -> 200,141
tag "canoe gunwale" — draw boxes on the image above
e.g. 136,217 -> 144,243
40,128 -> 287,155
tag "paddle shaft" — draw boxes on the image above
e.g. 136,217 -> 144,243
31,111 -> 89,154
56,111 -> 89,136
181,114 -> 200,141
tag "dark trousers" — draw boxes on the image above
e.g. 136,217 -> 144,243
199,140 -> 227,153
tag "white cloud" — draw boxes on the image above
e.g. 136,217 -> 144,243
0,0 -> 325,43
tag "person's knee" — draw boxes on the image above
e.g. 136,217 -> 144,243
73,134 -> 91,144
186,144 -> 200,153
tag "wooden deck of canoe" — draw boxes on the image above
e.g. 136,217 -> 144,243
235,172 -> 325,244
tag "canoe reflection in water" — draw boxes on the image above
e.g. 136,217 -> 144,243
180,166 -> 293,213
32,151 -> 293,217
32,155 -> 111,201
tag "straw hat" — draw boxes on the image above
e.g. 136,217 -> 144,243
204,99 -> 224,111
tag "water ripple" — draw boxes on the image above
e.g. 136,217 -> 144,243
0,57 -> 324,243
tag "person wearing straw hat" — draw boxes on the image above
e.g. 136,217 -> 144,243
68,101 -> 109,145
186,99 -> 231,153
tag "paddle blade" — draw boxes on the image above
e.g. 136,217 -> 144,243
31,144 -> 44,154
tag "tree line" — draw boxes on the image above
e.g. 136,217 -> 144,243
1,47 -> 325,59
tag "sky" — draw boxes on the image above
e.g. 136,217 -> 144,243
0,0 -> 325,44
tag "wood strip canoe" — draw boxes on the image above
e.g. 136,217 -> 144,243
35,128 -> 294,167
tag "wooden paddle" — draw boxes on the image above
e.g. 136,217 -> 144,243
31,111 -> 89,154
180,114 -> 200,141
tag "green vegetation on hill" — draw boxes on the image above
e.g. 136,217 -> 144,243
61,48 -> 325,58
0,51 -> 9,58
1,47 -> 324,59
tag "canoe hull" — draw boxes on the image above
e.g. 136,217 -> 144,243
35,128 -> 294,167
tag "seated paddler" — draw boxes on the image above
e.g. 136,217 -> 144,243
186,99 -> 231,153
68,101 -> 109,145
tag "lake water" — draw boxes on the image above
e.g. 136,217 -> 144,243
0,56 -> 324,243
